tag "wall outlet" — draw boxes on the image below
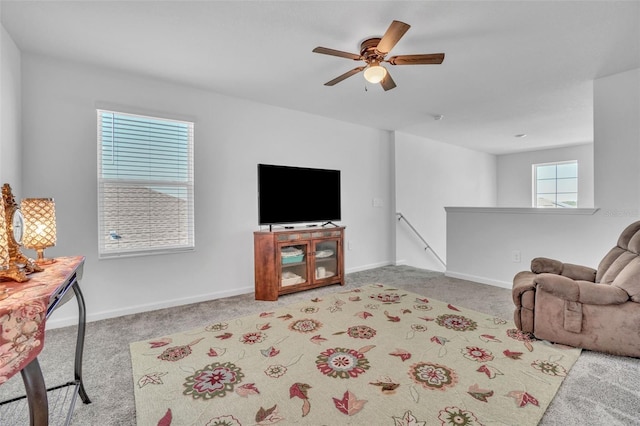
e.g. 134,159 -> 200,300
348,241 -> 353,251
511,250 -> 521,263
372,198 -> 384,207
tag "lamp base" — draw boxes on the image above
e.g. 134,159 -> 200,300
33,248 -> 56,266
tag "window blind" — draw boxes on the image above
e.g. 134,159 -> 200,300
97,110 -> 195,258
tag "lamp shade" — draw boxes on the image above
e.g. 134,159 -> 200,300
21,198 -> 56,264
363,63 -> 388,84
0,198 -> 9,269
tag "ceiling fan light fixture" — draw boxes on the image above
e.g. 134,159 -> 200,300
363,63 -> 387,84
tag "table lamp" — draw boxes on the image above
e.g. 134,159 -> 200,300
21,198 -> 57,265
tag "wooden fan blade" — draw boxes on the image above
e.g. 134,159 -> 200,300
387,53 -> 445,65
380,72 -> 396,91
313,46 -> 362,61
324,66 -> 366,86
376,20 -> 411,55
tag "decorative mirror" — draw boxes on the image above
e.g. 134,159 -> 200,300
1,183 -> 42,282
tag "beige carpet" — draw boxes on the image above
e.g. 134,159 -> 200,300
130,284 -> 580,425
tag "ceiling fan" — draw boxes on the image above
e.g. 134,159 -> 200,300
312,20 -> 445,91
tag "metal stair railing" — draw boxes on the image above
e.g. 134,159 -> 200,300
396,212 -> 446,268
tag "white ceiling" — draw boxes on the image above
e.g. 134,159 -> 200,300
2,1 -> 639,155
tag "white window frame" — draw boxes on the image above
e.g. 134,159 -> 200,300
532,160 -> 578,208
97,109 -> 195,258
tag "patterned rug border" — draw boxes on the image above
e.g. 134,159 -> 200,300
130,283 -> 581,425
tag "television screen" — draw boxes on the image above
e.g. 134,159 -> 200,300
258,164 -> 341,225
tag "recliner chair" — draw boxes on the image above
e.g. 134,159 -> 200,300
513,221 -> 640,358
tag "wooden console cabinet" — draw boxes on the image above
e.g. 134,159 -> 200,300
254,227 -> 345,300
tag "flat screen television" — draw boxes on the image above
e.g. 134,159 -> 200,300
258,164 -> 341,226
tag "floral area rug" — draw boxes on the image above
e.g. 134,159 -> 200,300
130,284 -> 581,425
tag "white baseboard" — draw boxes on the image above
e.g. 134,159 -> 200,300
47,263 -> 391,329
345,261 -> 394,274
445,271 -> 511,289
46,285 -> 255,329
47,261 -> 421,329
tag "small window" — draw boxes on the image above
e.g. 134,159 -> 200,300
97,110 -> 194,258
533,161 -> 578,208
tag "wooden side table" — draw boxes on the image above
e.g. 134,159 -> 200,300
0,256 -> 90,425
254,227 -> 345,300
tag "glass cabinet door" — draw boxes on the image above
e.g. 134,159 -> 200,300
313,239 -> 338,281
279,243 -> 309,288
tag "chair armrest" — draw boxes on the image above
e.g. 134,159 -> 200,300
531,257 -> 563,274
512,271 -> 536,306
531,257 -> 596,282
535,273 -> 629,305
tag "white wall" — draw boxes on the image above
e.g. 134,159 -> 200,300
446,207 -> 604,287
13,47 -> 637,326
20,54 -> 395,328
594,68 -> 640,213
497,143 -> 594,208
394,132 -> 497,271
447,68 -> 640,287
0,23 -> 22,194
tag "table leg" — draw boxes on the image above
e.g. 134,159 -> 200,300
20,357 -> 48,426
72,281 -> 91,404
